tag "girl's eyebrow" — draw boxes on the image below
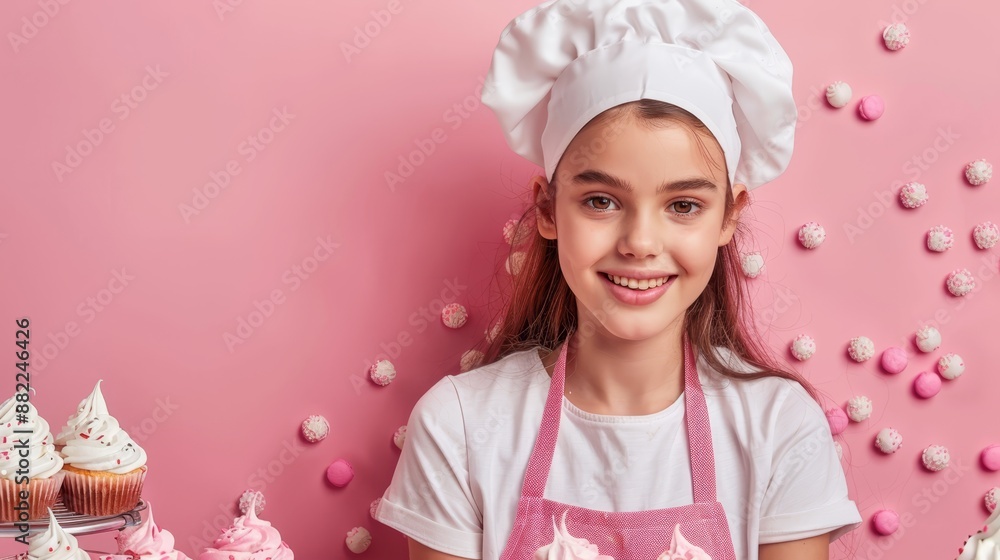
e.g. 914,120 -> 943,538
572,169 -> 719,194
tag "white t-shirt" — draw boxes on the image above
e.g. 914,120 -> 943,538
374,345 -> 862,560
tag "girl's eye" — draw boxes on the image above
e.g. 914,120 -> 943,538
670,200 -> 703,216
585,196 -> 617,212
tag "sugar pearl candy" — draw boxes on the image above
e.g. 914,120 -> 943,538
921,444 -> 950,471
301,414 -> 330,443
790,334 -> 816,361
798,221 -> 826,249
883,23 -> 910,50
965,158 -> 993,186
875,427 -> 902,453
503,217 -> 532,246
740,251 -> 765,278
393,425 -> 407,450
826,81 -> 852,108
847,336 -> 875,362
369,359 -> 397,386
485,321 -> 501,343
460,349 -> 484,372
506,251 -> 527,275
441,302 -> 468,329
937,353 -> 965,380
986,487 -> 1000,513
899,182 -> 928,208
914,325 -> 941,352
946,268 -> 976,297
973,221 -> 1000,249
238,489 -> 265,515
346,527 -> 372,554
927,225 -> 954,252
846,395 -> 872,422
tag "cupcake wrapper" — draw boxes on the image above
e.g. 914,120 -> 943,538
60,466 -> 146,517
0,471 -> 66,522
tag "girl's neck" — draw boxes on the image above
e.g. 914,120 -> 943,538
539,320 -> 687,416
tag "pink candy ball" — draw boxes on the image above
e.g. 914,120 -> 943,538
880,347 -> 908,374
825,407 -> 849,435
858,95 -> 885,120
872,509 -> 899,535
981,444 -> 1000,472
913,371 -> 942,398
326,459 -> 355,487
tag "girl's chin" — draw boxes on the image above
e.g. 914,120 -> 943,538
583,317 -> 683,341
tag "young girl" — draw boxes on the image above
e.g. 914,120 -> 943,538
374,0 -> 862,559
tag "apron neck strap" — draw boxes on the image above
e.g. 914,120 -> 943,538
519,330 -> 719,503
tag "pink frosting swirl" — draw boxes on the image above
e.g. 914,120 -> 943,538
533,510 -> 615,560
114,502 -> 191,559
197,493 -> 293,560
656,524 -> 712,560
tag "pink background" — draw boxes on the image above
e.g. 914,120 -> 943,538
1,0 -> 998,558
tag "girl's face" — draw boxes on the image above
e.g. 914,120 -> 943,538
534,114 -> 747,341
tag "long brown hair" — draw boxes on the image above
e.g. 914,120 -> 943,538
472,98 -> 823,407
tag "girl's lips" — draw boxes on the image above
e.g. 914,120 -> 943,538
600,272 -> 675,306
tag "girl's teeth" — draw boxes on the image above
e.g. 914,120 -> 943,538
606,273 -> 669,290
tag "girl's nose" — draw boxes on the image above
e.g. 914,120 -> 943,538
618,211 -> 663,258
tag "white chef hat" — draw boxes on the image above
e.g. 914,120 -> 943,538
480,0 -> 797,191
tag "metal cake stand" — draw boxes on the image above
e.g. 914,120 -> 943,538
0,497 -> 145,558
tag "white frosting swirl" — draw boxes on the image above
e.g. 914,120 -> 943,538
533,510 -> 615,560
656,524 -> 712,560
0,396 -> 63,480
55,380 -> 109,447
958,506 -> 1000,560
27,509 -> 89,560
60,414 -> 146,474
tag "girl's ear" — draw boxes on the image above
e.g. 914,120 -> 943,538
533,175 -> 557,240
718,183 -> 748,246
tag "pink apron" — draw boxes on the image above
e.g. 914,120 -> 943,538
499,331 -> 737,560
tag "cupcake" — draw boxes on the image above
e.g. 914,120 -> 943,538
59,414 -> 147,516
198,493 -> 293,559
0,396 -> 65,522
27,508 -> 89,560
54,380 -> 109,451
98,501 -> 191,559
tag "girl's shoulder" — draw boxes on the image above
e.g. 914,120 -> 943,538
411,347 -> 547,412
403,348 -> 548,442
447,347 -> 551,400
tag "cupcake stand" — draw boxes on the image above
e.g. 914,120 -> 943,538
0,497 -> 146,559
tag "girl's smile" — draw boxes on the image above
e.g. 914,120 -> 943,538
599,271 -> 676,306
